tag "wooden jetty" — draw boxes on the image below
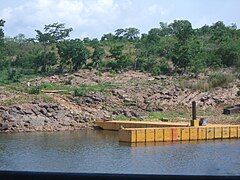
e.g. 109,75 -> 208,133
96,121 -> 240,143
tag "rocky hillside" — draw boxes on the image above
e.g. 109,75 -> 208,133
0,102 -> 92,132
0,69 -> 240,132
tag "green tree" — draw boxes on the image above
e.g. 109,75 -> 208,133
114,28 -> 140,40
123,28 -> 140,40
115,28 -> 125,39
110,44 -> 124,60
169,20 -> 193,71
0,19 -> 5,59
34,50 -> 57,73
101,33 -> 115,41
57,39 -> 90,72
0,19 -> 5,43
7,68 -> 22,82
108,44 -> 134,70
92,45 -> 105,69
169,20 -> 193,43
187,37 -> 207,73
35,23 -> 73,44
35,23 -> 72,73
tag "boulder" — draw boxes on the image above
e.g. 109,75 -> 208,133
40,108 -> 48,115
23,109 -> 33,115
0,123 -> 8,130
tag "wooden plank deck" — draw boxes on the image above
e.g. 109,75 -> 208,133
95,120 -> 189,131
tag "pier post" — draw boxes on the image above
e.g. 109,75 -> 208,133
191,101 -> 199,126
192,101 -> 196,120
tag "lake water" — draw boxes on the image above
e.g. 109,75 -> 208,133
0,130 -> 240,175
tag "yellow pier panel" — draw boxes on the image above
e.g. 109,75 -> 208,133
118,125 -> 240,143
164,128 -> 173,141
238,127 -> 240,138
107,122 -> 116,130
136,129 -> 146,142
198,127 -> 206,140
119,130 -> 136,142
101,122 -> 112,130
230,127 -> 238,138
119,130 -> 129,142
207,127 -> 214,140
129,123 -> 137,128
115,123 -> 122,130
189,127 -> 198,140
113,122 -> 118,130
181,128 -> 190,141
146,129 -> 155,142
191,120 -> 199,127
214,127 -> 222,139
172,128 -> 181,141
154,129 -> 164,142
222,127 -> 230,139
121,123 -> 130,129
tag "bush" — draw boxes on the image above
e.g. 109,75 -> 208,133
73,83 -> 116,97
190,81 -> 210,92
208,72 -> 234,88
104,56 -> 133,71
28,86 -> 41,94
7,68 -> 22,82
73,88 -> 87,97
105,60 -> 118,70
64,76 -> 74,85
136,56 -> 171,75
151,58 -> 171,75
186,72 -> 234,92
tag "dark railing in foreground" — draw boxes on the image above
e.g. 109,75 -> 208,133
0,171 -> 239,180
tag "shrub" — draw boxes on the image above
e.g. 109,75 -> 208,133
7,68 -> 22,82
151,59 -> 171,75
28,86 -> 41,94
109,69 -> 116,77
208,72 -> 234,88
73,83 -> 115,97
73,88 -> 87,97
105,56 -> 133,71
64,76 -> 74,85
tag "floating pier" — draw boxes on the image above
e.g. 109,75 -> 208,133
119,126 -> 240,143
96,121 -> 240,143
96,101 -> 240,143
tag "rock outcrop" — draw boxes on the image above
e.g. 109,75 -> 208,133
0,103 -> 91,132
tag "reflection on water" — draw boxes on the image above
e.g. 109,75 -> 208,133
0,130 -> 240,175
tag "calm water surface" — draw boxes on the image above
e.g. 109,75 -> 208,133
0,130 -> 240,175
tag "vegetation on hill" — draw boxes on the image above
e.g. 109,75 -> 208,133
0,19 -> 240,84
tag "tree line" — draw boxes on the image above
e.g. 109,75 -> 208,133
0,19 -> 240,83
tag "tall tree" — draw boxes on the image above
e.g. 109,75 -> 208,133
57,39 -> 90,72
101,33 -> 115,41
169,20 -> 193,43
35,23 -> 73,44
0,19 -> 5,45
123,28 -> 140,40
0,19 -> 5,59
34,23 -> 72,73
92,44 -> 105,69
115,28 -> 126,38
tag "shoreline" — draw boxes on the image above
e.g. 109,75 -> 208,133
0,102 -> 95,133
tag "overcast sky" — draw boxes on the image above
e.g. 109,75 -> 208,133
1,0 -> 240,39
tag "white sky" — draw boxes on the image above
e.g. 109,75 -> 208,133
0,0 -> 240,39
